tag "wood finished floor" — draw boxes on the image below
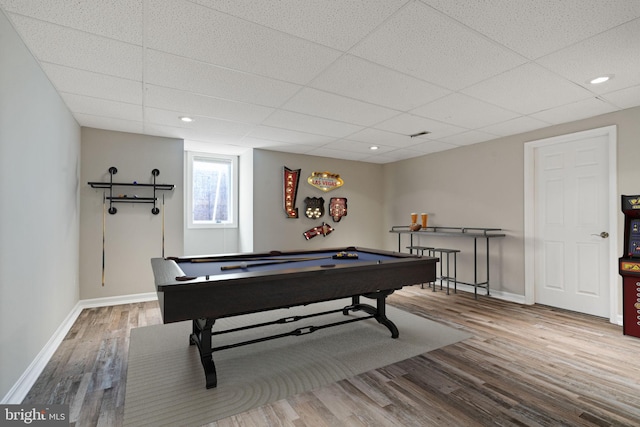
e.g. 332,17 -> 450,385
23,288 -> 640,426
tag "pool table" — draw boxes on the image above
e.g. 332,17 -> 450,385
151,246 -> 437,389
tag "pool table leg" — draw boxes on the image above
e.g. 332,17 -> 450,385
345,292 -> 399,338
191,318 -> 218,389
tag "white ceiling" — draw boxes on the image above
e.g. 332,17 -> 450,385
2,0 -> 639,163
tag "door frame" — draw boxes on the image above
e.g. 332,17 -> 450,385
524,125 -> 618,324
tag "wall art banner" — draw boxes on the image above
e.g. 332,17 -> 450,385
283,166 -> 301,218
329,197 -> 347,222
303,222 -> 334,240
304,197 -> 325,219
307,171 -> 344,192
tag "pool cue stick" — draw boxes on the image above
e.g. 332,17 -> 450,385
102,192 -> 106,287
220,255 -> 335,271
193,255 -> 339,263
161,194 -> 165,258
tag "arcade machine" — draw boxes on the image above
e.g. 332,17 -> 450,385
619,195 -> 640,338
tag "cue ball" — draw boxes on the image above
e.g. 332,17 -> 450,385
240,262 -> 248,269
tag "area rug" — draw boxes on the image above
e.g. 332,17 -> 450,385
124,299 -> 471,426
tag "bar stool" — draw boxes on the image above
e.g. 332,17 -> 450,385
431,248 -> 460,295
406,246 -> 435,289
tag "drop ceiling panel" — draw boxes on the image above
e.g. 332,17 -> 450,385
74,114 -> 144,134
411,93 -> 520,129
480,116 -> 551,137
307,146 -> 371,161
144,85 -> 274,124
345,128 -> 418,148
309,55 -> 451,111
144,107 -> 253,137
144,50 -> 302,108
263,111 -> 363,138
461,63 -> 595,115
192,0 -> 408,51
421,0 -> 640,59
322,139 -> 394,155
537,19 -> 640,94
407,140 -> 458,155
61,93 -> 142,122
281,88 -> 399,127
258,143 -> 317,155
367,148 -> 426,162
228,137 -> 291,150
0,0 -> 143,44
530,97 -> 619,124
374,114 -> 466,139
439,130 -> 499,146
246,126 -> 335,145
9,14 -> 142,80
350,1 -> 527,90
602,85 -> 640,109
144,122 -> 244,145
145,0 -> 341,84
41,63 -> 142,105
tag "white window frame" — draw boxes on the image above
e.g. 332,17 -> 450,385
186,151 -> 238,229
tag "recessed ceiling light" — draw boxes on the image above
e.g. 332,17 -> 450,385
370,146 -> 379,150
589,75 -> 613,85
179,116 -> 194,122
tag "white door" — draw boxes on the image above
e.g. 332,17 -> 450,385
533,132 -> 611,317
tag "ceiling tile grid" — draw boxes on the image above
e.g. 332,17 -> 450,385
418,0 -> 640,59
280,87 -> 399,127
144,50 -> 302,108
144,0 -> 342,85
536,18 -> 640,94
0,0 -> 143,44
410,93 -> 521,129
460,63 -> 597,115
1,1 -> 639,163
61,94 -> 143,122
8,14 -> 142,80
191,0 -> 410,51
307,54 -> 452,111
144,85 -> 275,125
348,1 -> 529,91
41,63 -> 143,105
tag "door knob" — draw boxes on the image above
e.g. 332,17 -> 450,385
591,232 -> 609,238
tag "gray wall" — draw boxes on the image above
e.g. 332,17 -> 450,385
383,106 -> 640,301
252,150 -> 385,251
0,11 -> 80,399
80,128 -> 184,300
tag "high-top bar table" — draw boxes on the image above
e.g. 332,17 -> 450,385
390,226 -> 505,298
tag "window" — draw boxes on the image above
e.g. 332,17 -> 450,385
187,152 -> 238,228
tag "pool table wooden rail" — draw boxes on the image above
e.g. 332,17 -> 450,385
152,247 -> 437,324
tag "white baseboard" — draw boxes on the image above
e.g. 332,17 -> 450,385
441,282 -> 527,304
1,292 -> 158,404
79,292 -> 158,308
615,314 -> 623,326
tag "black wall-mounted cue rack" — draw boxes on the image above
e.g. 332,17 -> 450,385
88,167 -> 175,214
